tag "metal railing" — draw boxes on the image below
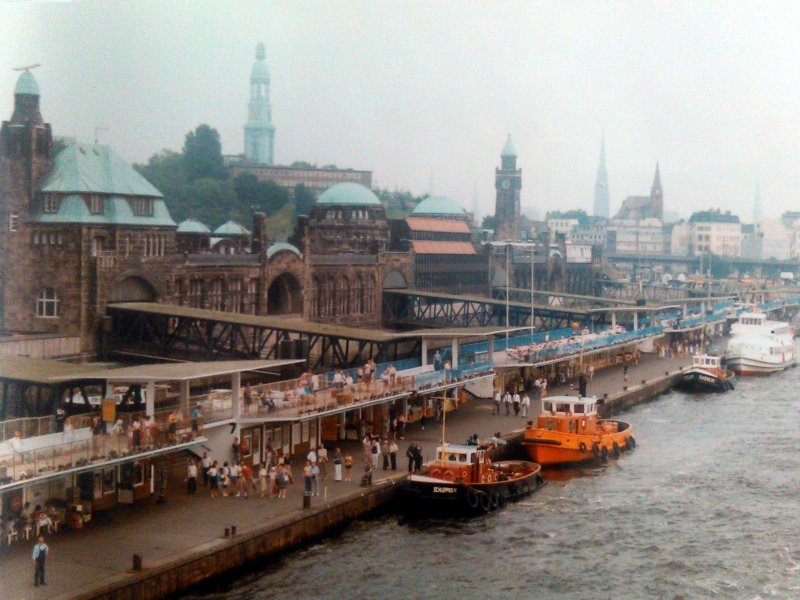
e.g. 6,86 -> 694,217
0,416 -> 56,443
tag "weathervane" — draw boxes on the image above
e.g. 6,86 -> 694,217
13,64 -> 41,73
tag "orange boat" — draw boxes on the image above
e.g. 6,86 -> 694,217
522,395 -> 636,465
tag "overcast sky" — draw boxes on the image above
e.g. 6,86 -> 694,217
3,1 -> 800,221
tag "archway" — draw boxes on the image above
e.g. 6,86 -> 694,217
267,272 -> 303,315
382,269 -> 408,289
110,276 -> 157,303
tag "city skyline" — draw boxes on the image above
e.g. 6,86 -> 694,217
3,1 -> 800,221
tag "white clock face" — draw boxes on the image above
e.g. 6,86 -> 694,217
501,179 -> 510,190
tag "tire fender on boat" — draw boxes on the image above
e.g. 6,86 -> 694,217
612,441 -> 621,458
592,442 -> 600,457
600,445 -> 609,464
490,491 -> 500,509
629,436 -> 637,448
479,492 -> 492,512
625,436 -> 634,451
466,489 -> 480,509
579,442 -> 587,453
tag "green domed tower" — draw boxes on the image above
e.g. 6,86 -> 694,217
244,42 -> 275,165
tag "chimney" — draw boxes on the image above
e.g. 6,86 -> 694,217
251,212 -> 268,254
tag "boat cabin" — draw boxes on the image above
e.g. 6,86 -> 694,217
738,312 -> 767,326
436,444 -> 485,465
537,395 -> 605,435
692,355 -> 722,370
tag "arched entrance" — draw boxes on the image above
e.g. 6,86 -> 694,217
267,272 -> 303,314
382,269 -> 408,289
110,276 -> 157,303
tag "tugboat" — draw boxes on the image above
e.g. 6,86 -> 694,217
522,395 -> 635,466
404,439 -> 544,514
677,354 -> 735,392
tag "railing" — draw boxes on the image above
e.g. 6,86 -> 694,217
0,416 -> 56,443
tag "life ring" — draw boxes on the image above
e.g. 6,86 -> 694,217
443,471 -> 455,482
429,468 -> 442,479
480,474 -> 487,484
466,489 -> 480,509
479,492 -> 492,512
490,491 -> 500,509
462,469 -> 470,480
579,442 -> 587,453
612,442 -> 621,458
592,442 -> 600,457
625,436 -> 634,451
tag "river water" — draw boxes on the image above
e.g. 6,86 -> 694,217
189,370 -> 800,599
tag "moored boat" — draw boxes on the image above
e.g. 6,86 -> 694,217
677,354 -> 735,393
403,441 -> 544,514
725,312 -> 795,375
522,395 -> 635,466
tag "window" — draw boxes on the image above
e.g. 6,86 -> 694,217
36,287 -> 59,318
9,213 -> 18,232
44,195 -> 60,213
130,198 -> 153,217
87,194 -> 104,215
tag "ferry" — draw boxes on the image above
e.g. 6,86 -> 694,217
522,395 -> 635,466
724,312 -> 796,375
404,440 -> 544,514
677,354 -> 735,393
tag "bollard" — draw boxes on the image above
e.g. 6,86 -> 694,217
641,379 -> 646,385
623,386 -> 627,391
132,554 -> 142,571
231,525 -> 237,536
224,527 -> 230,538
665,371 -> 669,376
303,494 -> 311,509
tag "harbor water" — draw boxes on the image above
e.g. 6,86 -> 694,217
188,370 -> 800,599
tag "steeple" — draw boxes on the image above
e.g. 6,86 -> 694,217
753,180 -> 762,224
593,134 -> 609,218
501,135 -> 517,170
244,42 -> 275,165
649,162 -> 663,219
494,134 -> 522,241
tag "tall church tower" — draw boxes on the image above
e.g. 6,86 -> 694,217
244,42 -> 275,165
494,135 -> 521,241
649,162 -> 663,220
593,135 -> 610,218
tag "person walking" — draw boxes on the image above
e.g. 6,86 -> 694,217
333,448 -> 343,482
370,437 -> 381,470
32,536 -> 48,587
311,461 -> 320,496
493,390 -> 501,415
512,391 -> 521,416
258,463 -> 268,498
381,438 -> 390,470
317,445 -> 328,480
276,465 -> 288,499
388,439 -> 398,471
413,443 -> 423,472
344,452 -> 353,482
406,442 -> 416,473
201,452 -> 212,487
303,461 -> 313,496
208,462 -> 219,498
578,372 -> 588,397
186,460 -> 198,494
521,393 -> 531,418
503,390 -> 512,415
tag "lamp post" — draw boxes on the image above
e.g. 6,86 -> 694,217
505,240 -> 511,349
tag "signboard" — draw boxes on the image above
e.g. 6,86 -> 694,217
102,398 -> 116,423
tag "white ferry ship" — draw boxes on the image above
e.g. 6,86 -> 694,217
724,312 -> 795,375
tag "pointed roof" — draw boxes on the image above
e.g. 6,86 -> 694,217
214,220 -> 251,237
652,162 -> 662,190
501,135 -> 516,158
251,42 -> 270,81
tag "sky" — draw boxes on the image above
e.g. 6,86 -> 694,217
3,0 -> 800,222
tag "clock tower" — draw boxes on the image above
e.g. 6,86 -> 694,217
494,135 -> 521,241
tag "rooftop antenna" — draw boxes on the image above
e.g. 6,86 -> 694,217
12,64 -> 41,73
94,126 -> 108,145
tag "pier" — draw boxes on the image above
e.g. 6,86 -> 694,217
0,352 -> 689,600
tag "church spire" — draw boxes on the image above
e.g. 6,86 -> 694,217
593,134 -> 609,218
650,162 -> 663,220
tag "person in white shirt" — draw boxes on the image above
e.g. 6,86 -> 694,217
503,391 -> 512,415
201,452 -> 213,486
317,446 -> 328,480
186,460 -> 198,494
512,392 -> 521,416
493,391 -> 502,415
522,394 -> 531,418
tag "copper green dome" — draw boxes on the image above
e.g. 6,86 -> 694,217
177,219 -> 211,234
15,71 -> 40,96
317,182 -> 381,206
214,220 -> 251,236
412,196 -> 466,217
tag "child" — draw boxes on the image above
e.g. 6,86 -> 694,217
344,453 -> 353,482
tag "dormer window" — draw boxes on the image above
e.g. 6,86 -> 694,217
130,198 -> 153,217
86,194 -> 104,215
43,194 -> 60,213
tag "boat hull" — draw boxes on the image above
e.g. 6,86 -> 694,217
522,421 -> 635,466
676,369 -> 735,393
402,461 -> 544,515
725,356 -> 794,375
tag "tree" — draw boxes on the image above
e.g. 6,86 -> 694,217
293,184 -> 316,217
182,124 -> 226,182
481,215 -> 497,230
290,160 -> 314,168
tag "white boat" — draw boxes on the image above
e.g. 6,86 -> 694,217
725,312 -> 796,375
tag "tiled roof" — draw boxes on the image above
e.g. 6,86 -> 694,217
410,240 -> 476,255
406,217 -> 471,234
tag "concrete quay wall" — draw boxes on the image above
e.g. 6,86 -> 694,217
70,478 -> 404,600
598,367 -> 685,418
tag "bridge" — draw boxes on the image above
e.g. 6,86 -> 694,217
607,252 -> 800,278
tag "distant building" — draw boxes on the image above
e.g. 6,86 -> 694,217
547,218 -> 579,239
609,219 -> 665,255
593,135 -> 610,218
668,221 -> 691,257
243,43 -> 276,165
688,210 -> 741,257
228,163 -> 372,197
569,219 -> 608,248
755,219 -> 789,260
494,135 -> 521,242
613,163 -> 663,221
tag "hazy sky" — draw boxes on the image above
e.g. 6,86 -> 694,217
3,1 -> 800,221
